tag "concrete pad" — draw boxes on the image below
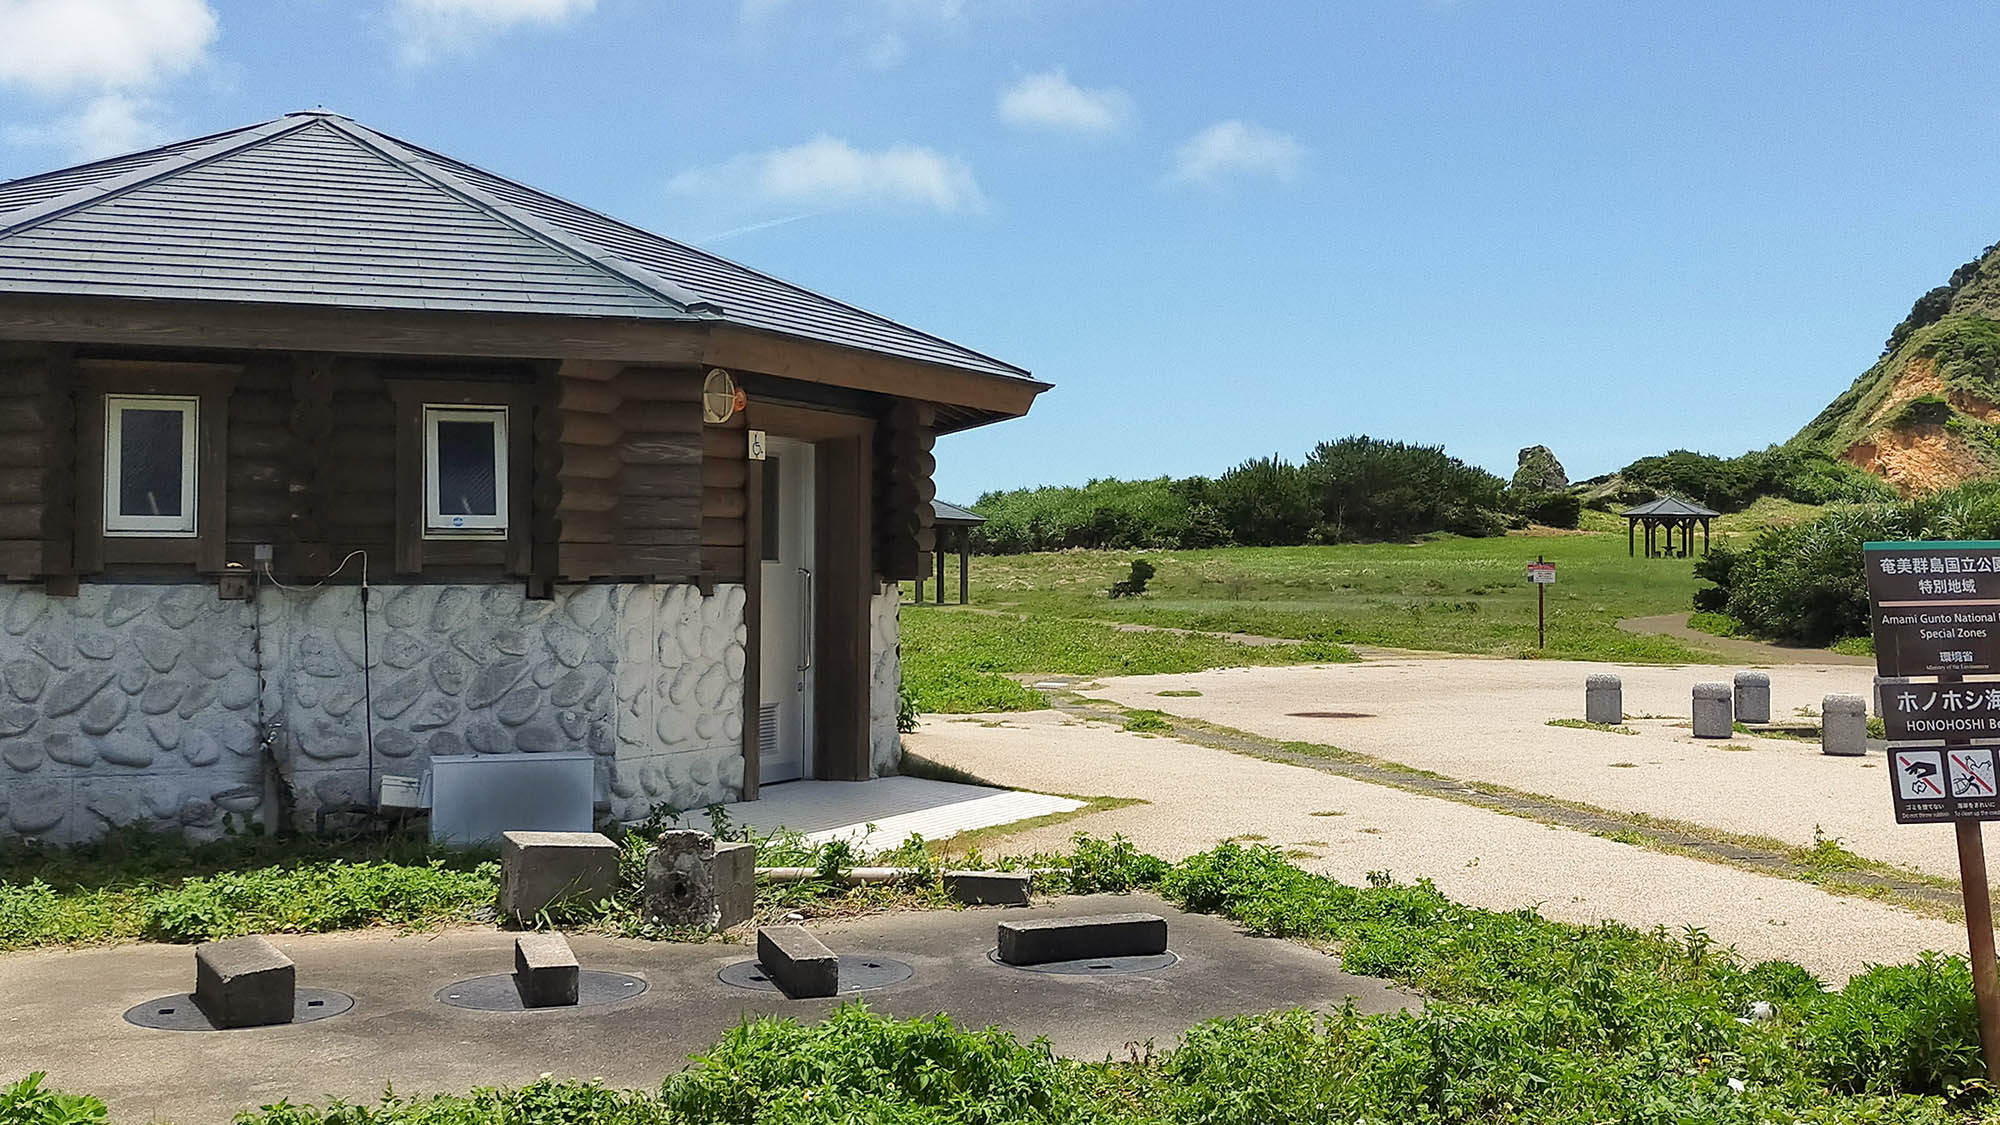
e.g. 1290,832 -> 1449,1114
1071,660 -> 1957,880
716,777 -> 1083,852
944,870 -> 1032,906
193,936 -> 294,1029
756,925 -> 838,998
907,705 -> 1971,981
997,913 -> 1166,965
0,895 -> 1409,1122
500,831 -> 620,922
513,933 -> 579,1008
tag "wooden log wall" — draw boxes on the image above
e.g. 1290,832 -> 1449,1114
702,396 -> 749,583
0,346 -> 64,580
551,363 -> 703,581
322,359 -> 399,564
873,400 -> 936,582
224,356 -> 293,559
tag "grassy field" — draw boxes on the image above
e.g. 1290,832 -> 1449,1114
927,530 -> 1712,664
897,508 -> 1851,715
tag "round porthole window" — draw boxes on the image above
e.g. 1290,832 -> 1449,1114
703,368 -> 742,424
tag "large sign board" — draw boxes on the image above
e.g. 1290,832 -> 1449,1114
1864,542 -> 2000,678
1890,745 -> 2000,824
1882,679 -> 2000,741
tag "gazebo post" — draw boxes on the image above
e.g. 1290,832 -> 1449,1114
934,544 -> 945,605
1628,518 -> 1635,557
958,528 -> 970,605
1702,518 -> 1710,555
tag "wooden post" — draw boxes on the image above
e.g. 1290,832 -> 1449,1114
1942,669 -> 2000,1084
958,528 -> 970,605
1537,554 -> 1546,650
934,540 -> 945,605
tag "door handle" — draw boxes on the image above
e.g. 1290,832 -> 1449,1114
798,567 -> 813,672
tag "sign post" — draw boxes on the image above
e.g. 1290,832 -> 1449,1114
1527,558 -> 1556,650
1868,541 -> 2000,1085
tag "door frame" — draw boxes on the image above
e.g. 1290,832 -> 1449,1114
740,401 -> 875,799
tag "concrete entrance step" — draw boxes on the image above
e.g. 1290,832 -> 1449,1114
717,777 -> 1083,854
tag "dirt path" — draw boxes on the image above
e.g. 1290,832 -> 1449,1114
907,707 -> 1966,983
1618,613 -> 1872,666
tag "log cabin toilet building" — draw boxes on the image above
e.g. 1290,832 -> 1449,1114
0,111 -> 1046,842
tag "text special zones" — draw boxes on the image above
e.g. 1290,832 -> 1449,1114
1880,610 -> 2000,639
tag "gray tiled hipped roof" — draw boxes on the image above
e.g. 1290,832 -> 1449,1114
0,111 -> 1031,380
1622,495 -> 1719,518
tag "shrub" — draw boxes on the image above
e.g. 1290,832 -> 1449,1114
1618,447 -> 1891,513
1512,489 -> 1581,528
1799,954 -> 1983,1096
1696,481 -> 2000,645
0,1072 -> 109,1125
1308,436 -> 1508,541
1208,455 -> 1318,546
1898,394 -> 1955,427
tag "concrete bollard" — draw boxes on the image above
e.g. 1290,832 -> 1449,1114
996,913 -> 1168,966
1692,682 -> 1733,738
757,925 -> 839,998
1733,671 -> 1772,725
1874,676 -> 1908,719
1823,694 -> 1868,757
1585,674 -> 1623,725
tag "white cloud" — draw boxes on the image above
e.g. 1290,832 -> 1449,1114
997,69 -> 1132,134
668,136 -> 987,215
5,92 -> 172,161
0,0 -> 215,94
864,32 -> 908,70
388,0 -> 596,65
1169,119 -> 1304,187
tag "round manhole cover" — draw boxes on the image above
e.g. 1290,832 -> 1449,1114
436,970 -> 648,1012
718,954 -> 914,994
986,950 -> 1180,975
124,988 -> 354,1031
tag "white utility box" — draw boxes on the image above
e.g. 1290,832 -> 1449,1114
427,753 -> 595,846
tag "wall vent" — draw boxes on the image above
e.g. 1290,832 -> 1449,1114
759,703 -> 781,752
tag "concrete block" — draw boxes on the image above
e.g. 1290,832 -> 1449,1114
997,912 -> 1168,966
944,870 -> 1032,906
500,831 -> 620,922
1823,693 -> 1868,757
1733,671 -> 1772,725
1692,682 -> 1733,739
193,935 -> 295,1028
713,841 -> 756,931
757,925 -> 838,998
645,830 -> 723,929
1584,674 -> 1622,725
513,932 -> 580,1008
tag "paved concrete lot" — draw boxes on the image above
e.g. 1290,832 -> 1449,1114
0,894 -> 1407,1122
907,708 -> 1970,983
1085,658 -> 1961,879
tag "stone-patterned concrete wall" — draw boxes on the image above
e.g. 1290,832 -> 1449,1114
869,585 -> 902,778
0,580 -> 746,842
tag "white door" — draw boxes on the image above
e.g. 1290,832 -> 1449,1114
758,438 -> 815,784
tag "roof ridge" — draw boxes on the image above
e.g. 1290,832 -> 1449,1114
0,115 -> 316,242
323,117 -> 714,319
377,133 -> 1030,378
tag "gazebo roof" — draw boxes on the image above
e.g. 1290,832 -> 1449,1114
931,500 -> 985,526
1621,495 -> 1719,518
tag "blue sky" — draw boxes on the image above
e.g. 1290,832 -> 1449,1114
2,2 -> 1998,502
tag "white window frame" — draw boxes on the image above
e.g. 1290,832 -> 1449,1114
423,404 -> 509,539
103,394 -> 198,538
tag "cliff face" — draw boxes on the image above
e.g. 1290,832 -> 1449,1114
1793,241 -> 2000,493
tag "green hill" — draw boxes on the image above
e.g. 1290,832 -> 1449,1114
1792,240 -> 2000,492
